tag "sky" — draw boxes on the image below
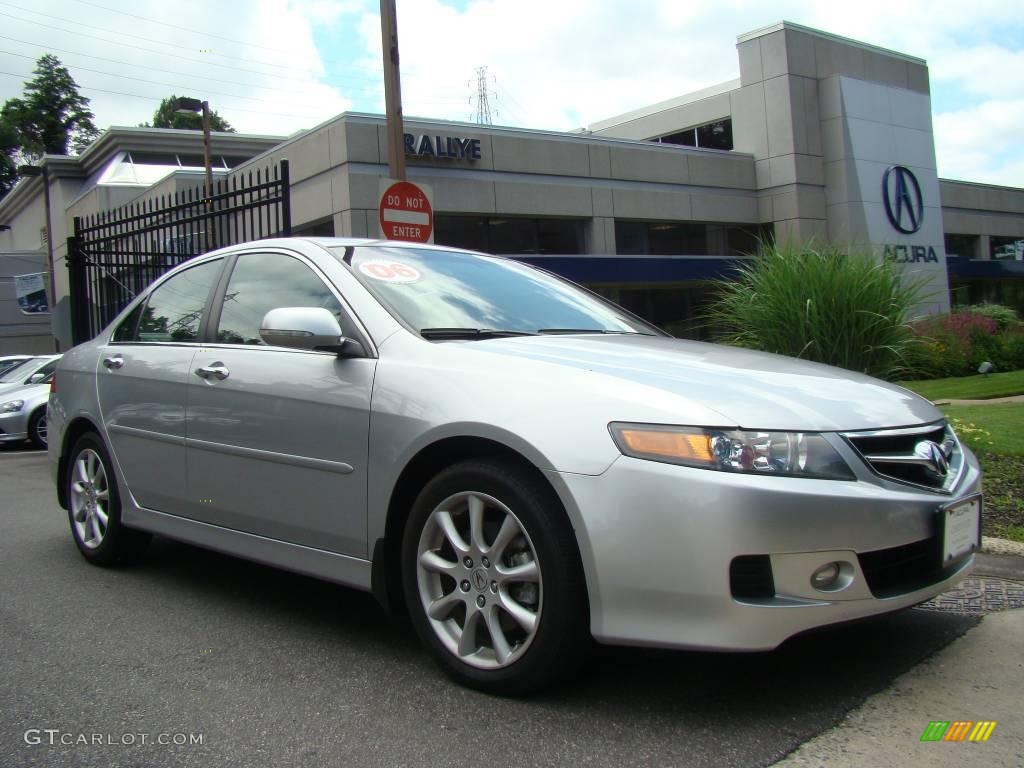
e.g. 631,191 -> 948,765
0,0 -> 1021,186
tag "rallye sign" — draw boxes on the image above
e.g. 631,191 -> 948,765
404,133 -> 482,161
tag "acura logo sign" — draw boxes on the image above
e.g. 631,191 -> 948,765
883,166 -> 924,234
914,440 -> 949,476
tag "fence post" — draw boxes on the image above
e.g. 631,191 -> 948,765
280,159 -> 291,236
67,217 -> 91,345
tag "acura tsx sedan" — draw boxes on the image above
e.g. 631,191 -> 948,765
49,238 -> 981,694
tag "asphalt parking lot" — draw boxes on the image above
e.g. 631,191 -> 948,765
0,447 -> 978,768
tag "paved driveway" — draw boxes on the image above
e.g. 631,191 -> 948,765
0,450 -> 977,768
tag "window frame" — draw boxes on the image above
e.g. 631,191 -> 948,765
109,256 -> 225,345
204,248 -> 376,356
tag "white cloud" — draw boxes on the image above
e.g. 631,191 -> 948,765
0,0 -> 359,136
934,99 -> 1024,185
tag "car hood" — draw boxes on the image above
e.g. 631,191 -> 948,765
0,381 -> 50,404
465,334 -> 940,432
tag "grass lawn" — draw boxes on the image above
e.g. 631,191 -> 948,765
898,369 -> 1024,401
940,403 -> 1024,456
940,402 -> 1024,543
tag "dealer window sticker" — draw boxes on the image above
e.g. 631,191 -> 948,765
358,260 -> 422,284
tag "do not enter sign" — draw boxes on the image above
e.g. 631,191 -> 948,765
379,180 -> 433,243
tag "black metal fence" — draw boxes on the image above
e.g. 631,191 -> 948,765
67,159 -> 290,344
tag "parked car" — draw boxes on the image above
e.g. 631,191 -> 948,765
49,238 -> 981,695
0,355 -> 60,398
0,355 -> 32,377
0,376 -> 52,448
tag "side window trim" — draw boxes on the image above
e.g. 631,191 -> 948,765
112,256 -> 225,344
205,249 -> 376,356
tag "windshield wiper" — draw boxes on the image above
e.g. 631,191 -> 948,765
419,328 -> 536,340
537,328 -> 655,336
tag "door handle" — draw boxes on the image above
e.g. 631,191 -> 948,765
195,364 -> 230,381
102,356 -> 124,369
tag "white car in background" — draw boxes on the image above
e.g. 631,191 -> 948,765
0,355 -> 32,377
0,376 -> 52,448
0,355 -> 60,397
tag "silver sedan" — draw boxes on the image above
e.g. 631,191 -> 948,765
0,379 -> 51,448
48,238 -> 981,694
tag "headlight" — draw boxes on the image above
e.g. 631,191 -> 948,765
0,399 -> 25,413
609,422 -> 855,480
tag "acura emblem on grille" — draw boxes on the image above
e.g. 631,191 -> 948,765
914,440 -> 950,476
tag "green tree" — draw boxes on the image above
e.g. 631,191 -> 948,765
146,96 -> 235,132
0,109 -> 19,199
7,54 -> 99,158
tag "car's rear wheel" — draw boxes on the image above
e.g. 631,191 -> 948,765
402,458 -> 589,695
66,433 -> 150,566
27,407 -> 47,449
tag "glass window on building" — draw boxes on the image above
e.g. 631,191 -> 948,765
653,118 -> 733,151
991,236 -> 1024,261
616,220 -> 766,256
434,215 -> 585,254
944,234 -> 980,259
695,119 -> 733,151
589,282 -> 719,340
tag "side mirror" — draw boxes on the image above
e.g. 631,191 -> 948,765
28,372 -> 46,383
259,307 -> 366,358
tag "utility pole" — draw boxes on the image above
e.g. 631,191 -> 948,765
380,0 -> 406,181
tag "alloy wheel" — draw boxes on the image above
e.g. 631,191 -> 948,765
70,449 -> 110,549
415,491 -> 543,670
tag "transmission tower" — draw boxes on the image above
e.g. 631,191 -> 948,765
469,66 -> 496,125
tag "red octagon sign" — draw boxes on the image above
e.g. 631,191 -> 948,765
379,181 -> 433,243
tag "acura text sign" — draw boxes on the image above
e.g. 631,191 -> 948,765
379,180 -> 434,243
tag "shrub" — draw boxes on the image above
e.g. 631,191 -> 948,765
704,242 -> 924,380
961,302 -> 1019,330
909,309 -> 1024,378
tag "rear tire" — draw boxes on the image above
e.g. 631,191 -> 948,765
65,433 -> 150,566
402,458 -> 589,695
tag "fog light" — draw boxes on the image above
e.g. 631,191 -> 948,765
811,562 -> 841,590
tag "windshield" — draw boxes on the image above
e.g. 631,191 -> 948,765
0,357 -> 44,383
334,246 -> 660,337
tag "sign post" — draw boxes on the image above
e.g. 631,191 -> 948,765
379,179 -> 433,243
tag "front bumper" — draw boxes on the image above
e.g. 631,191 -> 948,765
0,410 -> 29,442
546,447 -> 981,651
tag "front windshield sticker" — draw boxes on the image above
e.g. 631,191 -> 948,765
358,260 -> 422,284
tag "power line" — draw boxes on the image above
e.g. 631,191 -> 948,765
0,49 -> 331,110
0,5 -> 294,73
0,70 -> 326,121
0,32 -> 382,97
67,0 -> 293,55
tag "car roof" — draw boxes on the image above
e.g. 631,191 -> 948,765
204,237 -> 486,257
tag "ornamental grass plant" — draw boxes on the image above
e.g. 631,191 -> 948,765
704,242 -> 924,380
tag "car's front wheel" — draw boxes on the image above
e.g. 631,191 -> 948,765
27,407 -> 47,449
402,459 -> 589,695
66,433 -> 150,566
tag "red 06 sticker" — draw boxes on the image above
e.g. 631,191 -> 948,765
358,260 -> 422,284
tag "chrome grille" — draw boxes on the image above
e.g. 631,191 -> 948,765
842,422 -> 964,493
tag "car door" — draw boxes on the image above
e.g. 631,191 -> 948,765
96,257 -> 224,515
184,250 -> 375,558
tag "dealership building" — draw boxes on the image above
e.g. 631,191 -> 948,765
2,20 -> 1023,353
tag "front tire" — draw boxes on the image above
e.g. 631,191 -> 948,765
401,459 -> 589,695
65,433 -> 150,566
27,407 -> 47,449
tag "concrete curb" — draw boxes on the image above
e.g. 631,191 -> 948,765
772,607 -> 1024,767
982,536 -> 1024,557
